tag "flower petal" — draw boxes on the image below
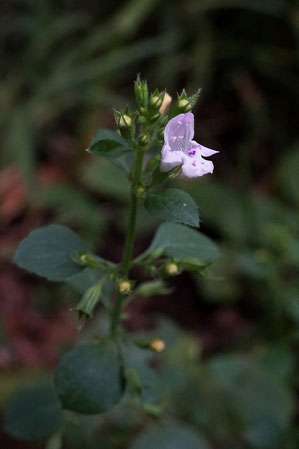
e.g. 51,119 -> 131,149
164,112 -> 194,150
190,140 -> 219,157
160,144 -> 183,172
181,153 -> 214,178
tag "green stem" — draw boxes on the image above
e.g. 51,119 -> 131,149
110,148 -> 144,334
110,292 -> 123,335
121,148 -> 144,273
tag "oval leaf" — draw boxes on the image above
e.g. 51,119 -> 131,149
3,386 -> 63,442
14,224 -> 88,281
130,423 -> 211,449
88,130 -> 130,159
145,188 -> 199,227
55,340 -> 124,414
146,222 -> 218,264
66,267 -> 103,294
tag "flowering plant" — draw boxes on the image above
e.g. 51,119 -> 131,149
4,77 -> 219,446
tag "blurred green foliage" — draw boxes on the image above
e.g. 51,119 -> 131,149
1,0 -> 299,447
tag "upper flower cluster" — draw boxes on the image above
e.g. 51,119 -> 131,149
161,112 -> 218,178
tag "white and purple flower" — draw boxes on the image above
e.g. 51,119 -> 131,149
161,112 -> 218,178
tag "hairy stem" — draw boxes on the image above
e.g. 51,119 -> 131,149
110,148 -> 144,334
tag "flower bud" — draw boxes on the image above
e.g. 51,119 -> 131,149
150,338 -> 165,352
118,280 -> 132,294
150,95 -> 163,109
75,252 -> 101,269
159,92 -> 172,114
134,75 -> 148,109
178,98 -> 191,111
175,88 -> 201,114
79,253 -> 88,265
138,115 -> 147,124
165,262 -> 179,275
139,106 -> 147,115
138,134 -> 149,146
119,114 -> 132,128
114,108 -> 135,140
134,184 -> 146,198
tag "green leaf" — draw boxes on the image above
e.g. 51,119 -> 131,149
74,275 -> 115,318
130,423 -> 211,449
55,340 -> 124,414
122,342 -> 159,403
180,259 -> 214,273
3,386 -> 63,442
88,129 -> 131,159
66,268 -> 114,302
14,224 -> 88,281
146,222 -> 218,264
66,267 -> 102,294
145,188 -> 199,227
75,283 -> 103,318
110,151 -> 134,173
135,280 -> 171,297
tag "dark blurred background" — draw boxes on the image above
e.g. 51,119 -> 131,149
1,0 -> 299,448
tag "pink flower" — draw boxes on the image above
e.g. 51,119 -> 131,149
161,112 -> 218,178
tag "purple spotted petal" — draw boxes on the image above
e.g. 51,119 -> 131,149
190,140 -> 219,157
161,111 -> 219,178
161,144 -> 183,172
181,153 -> 214,178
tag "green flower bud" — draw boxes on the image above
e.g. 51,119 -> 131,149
139,134 -> 149,146
134,184 -> 146,198
114,108 -> 135,140
175,88 -> 201,114
139,106 -> 147,114
178,98 -> 191,111
134,75 -> 148,109
119,114 -> 132,128
150,95 -> 163,109
138,115 -> 147,124
75,252 -> 101,269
